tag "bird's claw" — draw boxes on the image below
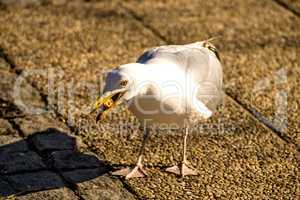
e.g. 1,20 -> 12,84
166,162 -> 197,177
112,165 -> 147,179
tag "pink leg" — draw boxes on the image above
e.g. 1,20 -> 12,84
112,128 -> 150,179
166,127 -> 197,177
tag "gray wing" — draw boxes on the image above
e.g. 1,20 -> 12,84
136,47 -> 157,64
194,50 -> 223,111
137,43 -> 223,111
179,45 -> 223,111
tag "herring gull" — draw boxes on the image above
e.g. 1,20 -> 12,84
92,40 -> 223,178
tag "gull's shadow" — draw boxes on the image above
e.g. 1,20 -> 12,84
0,128 -> 111,197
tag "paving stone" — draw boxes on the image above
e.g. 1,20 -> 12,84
27,128 -> 76,153
0,151 -> 46,174
123,0 -> 300,146
77,175 -> 136,200
0,178 -> 16,197
0,69 -> 45,115
280,0 -> 300,13
16,187 -> 79,200
62,168 -> 110,184
6,171 -> 65,193
0,138 -> 28,153
13,113 -> 69,137
48,150 -> 104,170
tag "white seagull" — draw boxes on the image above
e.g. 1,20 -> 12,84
92,40 -> 223,178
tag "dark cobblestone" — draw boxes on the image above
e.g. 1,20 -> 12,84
0,129 -> 129,199
48,150 -> 104,170
27,128 -> 76,153
0,151 -> 46,174
0,138 -> 28,153
6,170 -> 65,193
0,178 -> 16,197
62,168 -> 110,184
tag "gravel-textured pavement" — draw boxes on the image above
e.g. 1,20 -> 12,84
0,0 -> 299,199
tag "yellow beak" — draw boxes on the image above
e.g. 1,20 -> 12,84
91,88 -> 127,122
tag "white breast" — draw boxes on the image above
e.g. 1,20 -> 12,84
128,95 -> 188,128
127,64 -> 194,128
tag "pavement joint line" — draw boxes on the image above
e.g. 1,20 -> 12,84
7,118 -> 26,138
117,178 -> 143,200
121,4 -> 299,151
272,0 -> 300,17
225,94 -> 300,151
47,169 -> 85,200
0,47 -> 17,72
121,5 -> 170,45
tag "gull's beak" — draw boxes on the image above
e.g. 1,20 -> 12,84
91,88 -> 128,122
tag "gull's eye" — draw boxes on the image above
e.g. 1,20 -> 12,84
120,80 -> 128,87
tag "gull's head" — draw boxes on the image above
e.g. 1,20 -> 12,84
91,63 -> 145,122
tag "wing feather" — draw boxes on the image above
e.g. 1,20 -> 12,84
137,42 -> 223,111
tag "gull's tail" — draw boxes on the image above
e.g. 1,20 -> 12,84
203,36 -> 222,43
202,36 -> 222,61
